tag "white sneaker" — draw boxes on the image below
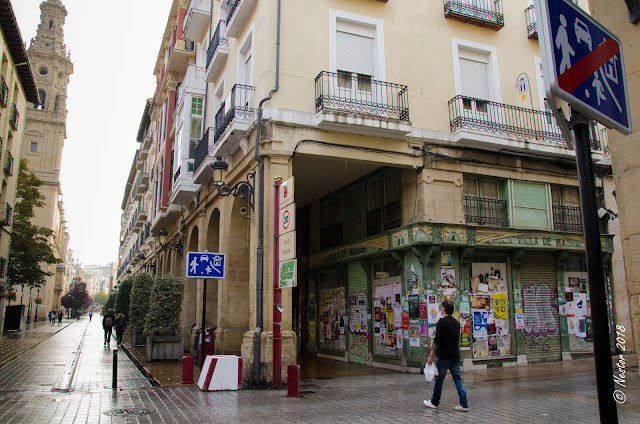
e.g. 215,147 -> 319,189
455,405 -> 469,412
423,400 -> 437,409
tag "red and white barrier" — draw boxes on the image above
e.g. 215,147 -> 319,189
198,355 -> 242,391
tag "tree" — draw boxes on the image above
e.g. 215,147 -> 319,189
103,293 -> 115,315
93,291 -> 108,308
114,277 -> 133,321
129,273 -> 153,329
61,278 -> 91,315
7,160 -> 58,291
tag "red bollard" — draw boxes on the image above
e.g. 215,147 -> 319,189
287,364 -> 300,397
181,356 -> 194,384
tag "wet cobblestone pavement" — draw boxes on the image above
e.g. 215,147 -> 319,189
0,317 -> 639,423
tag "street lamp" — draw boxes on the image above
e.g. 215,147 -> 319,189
158,228 -> 183,256
210,157 -> 255,212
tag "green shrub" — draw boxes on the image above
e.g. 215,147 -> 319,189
103,293 -> 115,315
129,273 -> 154,329
114,277 -> 133,321
144,274 -> 184,337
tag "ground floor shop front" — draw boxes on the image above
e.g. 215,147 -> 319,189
297,224 -> 615,371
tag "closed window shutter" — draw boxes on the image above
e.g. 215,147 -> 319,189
337,31 -> 374,76
460,58 -> 489,100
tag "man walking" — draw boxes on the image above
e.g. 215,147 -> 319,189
424,300 -> 469,412
102,308 -> 116,346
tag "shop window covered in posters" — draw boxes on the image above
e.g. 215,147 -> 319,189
470,260 -> 512,358
318,269 -> 347,352
372,259 -> 403,357
562,257 -> 593,351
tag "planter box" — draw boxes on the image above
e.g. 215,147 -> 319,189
131,327 -> 146,346
146,336 -> 184,362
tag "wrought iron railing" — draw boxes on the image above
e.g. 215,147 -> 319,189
3,151 -> 13,176
207,20 -> 227,69
214,84 -> 255,143
444,0 -> 504,29
0,257 -> 6,279
553,205 -> 583,233
449,95 -> 606,151
0,202 -> 12,227
227,0 -> 241,23
194,127 -> 213,172
0,76 -> 7,108
173,166 -> 181,184
315,71 -> 410,121
10,104 -> 19,130
464,196 -> 509,227
525,5 -> 538,39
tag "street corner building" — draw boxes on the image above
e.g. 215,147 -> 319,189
117,0 -> 634,385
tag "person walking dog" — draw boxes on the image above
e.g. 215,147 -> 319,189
424,300 -> 469,412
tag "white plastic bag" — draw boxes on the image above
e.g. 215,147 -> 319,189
424,362 -> 438,382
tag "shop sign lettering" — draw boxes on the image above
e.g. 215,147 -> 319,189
488,235 -> 584,249
315,246 -> 381,266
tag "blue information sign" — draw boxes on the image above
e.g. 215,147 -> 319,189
186,252 -> 226,279
536,0 -> 631,134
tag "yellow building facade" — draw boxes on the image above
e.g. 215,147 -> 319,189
119,0 -> 630,384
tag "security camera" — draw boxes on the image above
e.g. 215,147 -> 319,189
239,206 -> 248,215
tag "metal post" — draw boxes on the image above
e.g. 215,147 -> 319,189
112,349 -> 118,389
273,177 -> 282,389
201,278 -> 207,368
573,110 -> 617,423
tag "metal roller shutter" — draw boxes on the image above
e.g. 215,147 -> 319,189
520,252 -> 562,363
348,262 -> 370,364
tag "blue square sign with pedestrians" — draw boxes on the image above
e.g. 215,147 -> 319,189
186,252 -> 226,279
535,0 -> 631,134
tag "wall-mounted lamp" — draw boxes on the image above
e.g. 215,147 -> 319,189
597,207 -> 619,224
210,157 -> 255,212
143,261 -> 156,274
158,228 -> 183,256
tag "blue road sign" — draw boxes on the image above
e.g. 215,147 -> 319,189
535,0 -> 631,134
186,252 -> 226,279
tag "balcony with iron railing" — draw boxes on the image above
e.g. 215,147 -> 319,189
9,104 -> 19,130
0,257 -> 6,279
525,5 -> 538,39
553,205 -> 583,233
211,84 -> 256,157
464,196 -> 509,227
226,0 -> 258,38
3,151 -> 13,176
194,127 -> 215,184
315,71 -> 411,137
177,64 -> 207,111
183,0 -> 212,41
205,20 -> 228,83
166,29 -> 195,74
0,202 -> 12,227
0,76 -> 7,108
448,95 -> 607,156
444,0 -> 504,30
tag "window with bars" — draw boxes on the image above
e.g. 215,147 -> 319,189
463,176 -> 508,227
551,186 -> 582,233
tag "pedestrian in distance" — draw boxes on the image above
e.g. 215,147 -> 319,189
103,308 -> 116,346
115,313 -> 127,346
57,310 -> 63,326
89,311 -> 93,321
49,310 -> 55,325
76,310 -> 81,320
424,300 -> 469,412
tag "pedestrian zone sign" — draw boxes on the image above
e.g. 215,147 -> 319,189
535,0 -> 631,134
186,252 -> 226,279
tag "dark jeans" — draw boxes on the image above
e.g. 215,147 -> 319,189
116,328 -> 125,345
104,326 -> 113,343
430,357 -> 468,408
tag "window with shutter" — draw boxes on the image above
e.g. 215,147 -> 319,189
459,49 -> 490,114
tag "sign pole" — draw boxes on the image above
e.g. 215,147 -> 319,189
201,278 -> 207,369
273,177 -> 282,389
572,110 -> 617,423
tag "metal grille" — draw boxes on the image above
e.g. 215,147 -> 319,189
9,104 -> 18,130
552,205 -> 583,233
0,203 -> 10,227
463,196 -> 508,227
383,201 -> 401,231
194,127 -> 212,172
444,0 -> 504,29
214,84 -> 255,143
0,76 -> 7,108
227,0 -> 240,23
207,20 -> 227,69
3,151 -> 13,176
520,253 -> 561,363
0,257 -> 5,279
525,5 -> 538,39
315,71 -> 410,121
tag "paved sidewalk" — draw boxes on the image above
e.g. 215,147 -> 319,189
0,317 -> 639,423
0,319 -> 73,369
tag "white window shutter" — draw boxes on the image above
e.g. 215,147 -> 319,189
337,31 -> 374,76
460,58 -> 490,100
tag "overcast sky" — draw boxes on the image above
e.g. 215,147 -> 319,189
12,0 -> 173,267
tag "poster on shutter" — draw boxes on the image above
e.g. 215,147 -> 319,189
515,313 -> 525,330
493,294 -> 508,319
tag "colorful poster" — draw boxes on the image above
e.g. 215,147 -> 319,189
440,268 -> 456,286
515,313 -> 525,330
402,312 -> 410,329
577,317 -> 587,338
420,319 -> 428,337
473,338 -> 489,358
473,311 -> 488,337
460,333 -> 471,350
568,317 -> 577,335
428,302 -> 439,322
574,293 -> 587,317
420,302 -> 428,319
472,295 -> 491,310
493,294 -> 508,319
408,294 -> 420,319
441,251 -> 452,267
428,323 -> 437,339
498,335 -> 511,355
409,321 -> 421,347
309,321 -> 315,340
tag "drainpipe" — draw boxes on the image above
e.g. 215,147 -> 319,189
253,0 -> 281,386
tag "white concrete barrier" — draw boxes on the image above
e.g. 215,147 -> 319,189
197,355 -> 242,391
